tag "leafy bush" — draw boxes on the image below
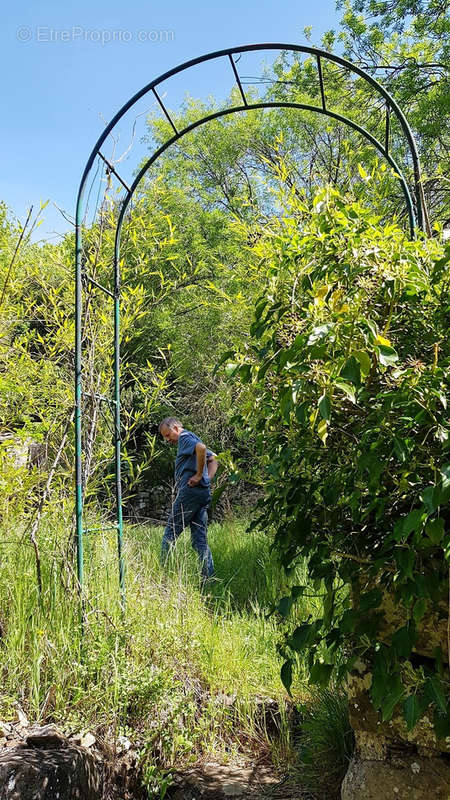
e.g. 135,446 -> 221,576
226,174 -> 450,733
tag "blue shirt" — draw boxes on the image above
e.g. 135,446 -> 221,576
175,430 -> 214,490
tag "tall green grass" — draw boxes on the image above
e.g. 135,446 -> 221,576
0,514 -> 318,769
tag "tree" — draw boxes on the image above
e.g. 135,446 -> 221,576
332,0 -> 449,222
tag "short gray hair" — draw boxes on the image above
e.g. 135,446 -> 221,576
158,417 -> 183,434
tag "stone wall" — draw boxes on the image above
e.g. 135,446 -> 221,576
341,582 -> 450,800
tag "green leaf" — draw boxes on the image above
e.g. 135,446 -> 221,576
395,548 -> 415,578
224,362 -> 238,376
421,485 -> 440,514
277,596 -> 293,618
380,675 -> 405,721
393,437 -> 409,463
403,694 -> 422,731
340,609 -> 357,633
318,392 -> 331,421
440,464 -> 450,502
250,320 -> 266,339
290,333 -> 307,351
433,709 -> 450,739
354,350 -> 372,376
433,245 -> 450,272
371,663 -> 388,709
254,299 -> 268,320
334,379 -> 356,403
425,517 -> 445,545
280,387 -> 293,421
425,675 -> 447,713
363,318 -> 378,341
393,517 -> 405,541
377,344 -> 399,366
317,419 -> 328,446
413,598 -> 427,624
289,622 -> 316,651
359,588 -> 383,613
323,588 -> 335,627
291,585 -> 307,601
391,623 -> 416,659
214,350 -> 236,374
295,400 -> 309,424
340,356 -> 361,386
239,363 -> 252,383
403,509 -> 424,536
281,660 -> 293,695
257,358 -> 273,380
307,323 -> 333,345
309,662 -> 333,687
357,163 -> 369,181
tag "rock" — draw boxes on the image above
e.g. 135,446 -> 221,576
346,663 -> 450,755
116,734 -> 132,752
71,731 -> 96,749
0,727 -> 101,800
342,577 -> 450,799
214,691 -> 237,708
79,733 -> 96,749
171,760 -> 282,798
222,783 -> 246,796
13,704 -> 29,728
377,586 -> 448,664
26,724 -> 67,750
341,756 -> 450,800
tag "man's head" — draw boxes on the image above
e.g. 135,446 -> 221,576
159,417 -> 184,444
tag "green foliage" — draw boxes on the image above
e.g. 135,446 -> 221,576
333,0 -> 450,223
226,174 -> 449,733
0,205 -> 76,513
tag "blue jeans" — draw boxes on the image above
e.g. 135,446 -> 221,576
161,485 -> 214,579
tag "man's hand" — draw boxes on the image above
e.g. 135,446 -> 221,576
188,474 -> 202,487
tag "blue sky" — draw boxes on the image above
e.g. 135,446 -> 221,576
1,0 -> 341,241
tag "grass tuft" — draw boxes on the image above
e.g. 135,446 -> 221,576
293,688 -> 355,799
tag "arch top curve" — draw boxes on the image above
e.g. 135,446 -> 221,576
75,42 -> 427,236
114,100 -> 416,247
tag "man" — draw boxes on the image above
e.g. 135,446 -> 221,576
159,417 -> 218,581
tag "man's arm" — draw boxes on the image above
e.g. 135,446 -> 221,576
207,453 -> 218,480
187,442 -> 207,486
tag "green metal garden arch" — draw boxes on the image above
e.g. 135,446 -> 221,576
75,43 -> 429,606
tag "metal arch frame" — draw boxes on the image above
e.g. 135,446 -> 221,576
74,43 -> 428,607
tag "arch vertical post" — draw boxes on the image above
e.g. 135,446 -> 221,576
113,244 -> 125,608
74,210 -> 84,602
